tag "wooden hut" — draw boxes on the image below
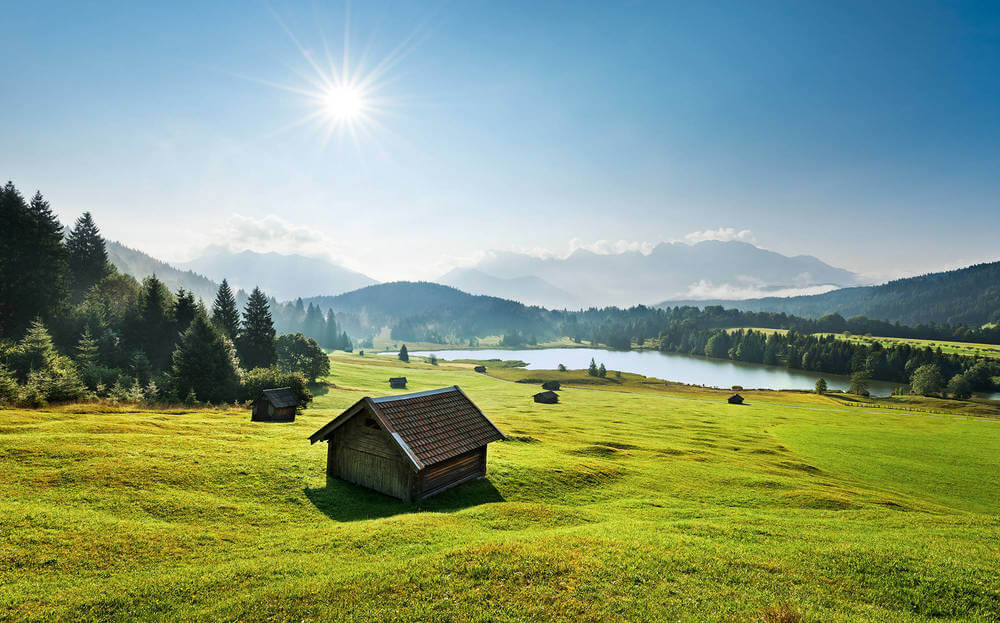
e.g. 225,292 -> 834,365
534,390 -> 559,404
251,387 -> 300,422
541,380 -> 560,391
727,393 -> 744,405
309,386 -> 505,502
473,365 -> 487,374
389,377 -> 407,389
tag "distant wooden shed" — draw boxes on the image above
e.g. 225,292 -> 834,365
389,377 -> 407,389
251,387 -> 300,422
309,386 -> 505,502
541,380 -> 561,391
727,393 -> 744,405
534,390 -> 559,404
473,365 -> 487,374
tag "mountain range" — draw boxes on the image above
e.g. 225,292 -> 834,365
442,241 -> 863,308
178,247 -> 376,301
659,260 -> 1000,327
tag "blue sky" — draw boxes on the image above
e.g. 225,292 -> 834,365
1,0 -> 998,281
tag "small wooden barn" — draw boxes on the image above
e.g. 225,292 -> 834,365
541,380 -> 560,391
309,386 -> 506,502
534,390 -> 559,404
728,393 -> 744,405
473,365 -> 487,374
251,387 -> 300,422
389,377 -> 407,389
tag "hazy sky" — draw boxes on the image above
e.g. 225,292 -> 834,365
2,1 -> 998,282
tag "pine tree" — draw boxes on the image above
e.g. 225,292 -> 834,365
238,287 -> 277,369
171,314 -> 241,403
66,212 -> 111,301
588,358 -> 599,377
398,344 -> 409,363
211,279 -> 240,340
598,363 -> 607,378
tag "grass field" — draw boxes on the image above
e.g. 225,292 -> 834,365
2,353 -> 1000,621
816,333 -> 1000,359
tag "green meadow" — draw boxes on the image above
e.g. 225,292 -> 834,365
2,353 -> 999,622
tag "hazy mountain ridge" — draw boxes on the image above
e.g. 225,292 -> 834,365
438,267 -> 583,309
659,260 -> 1000,326
454,240 -> 861,308
179,247 -> 377,301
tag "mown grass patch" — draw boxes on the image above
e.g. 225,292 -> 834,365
2,352 -> 999,621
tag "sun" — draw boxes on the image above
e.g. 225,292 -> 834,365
321,85 -> 366,122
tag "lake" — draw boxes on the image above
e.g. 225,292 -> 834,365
410,347 -> 906,396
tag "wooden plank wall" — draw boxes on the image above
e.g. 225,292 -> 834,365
328,414 -> 412,500
418,447 -> 486,499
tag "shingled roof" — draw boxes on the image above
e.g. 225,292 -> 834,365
309,386 -> 505,470
260,387 -> 300,408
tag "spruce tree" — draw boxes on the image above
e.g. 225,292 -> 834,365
211,279 -> 240,340
172,288 -> 197,335
129,276 -> 174,372
303,303 -> 325,341
238,287 -> 277,369
323,312 -> 340,350
398,344 -> 409,363
0,184 -> 69,337
171,314 -> 241,403
75,328 -> 100,367
66,212 -> 111,301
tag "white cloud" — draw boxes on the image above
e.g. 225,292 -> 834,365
681,280 -> 839,301
208,213 -> 365,269
683,227 -> 756,244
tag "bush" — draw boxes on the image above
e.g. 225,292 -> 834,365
241,367 -> 313,409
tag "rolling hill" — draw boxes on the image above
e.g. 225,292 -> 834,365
659,260 -> 1000,326
304,281 -> 560,342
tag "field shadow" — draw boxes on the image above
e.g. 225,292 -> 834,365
304,475 -> 505,521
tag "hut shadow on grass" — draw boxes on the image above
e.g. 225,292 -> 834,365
304,475 -> 505,522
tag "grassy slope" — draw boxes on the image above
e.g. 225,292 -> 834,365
2,354 -> 999,622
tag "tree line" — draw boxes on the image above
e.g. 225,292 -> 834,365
0,181 -> 330,406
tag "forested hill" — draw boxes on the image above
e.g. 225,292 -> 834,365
659,261 -> 1000,327
106,241 -> 219,301
303,281 -> 562,343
